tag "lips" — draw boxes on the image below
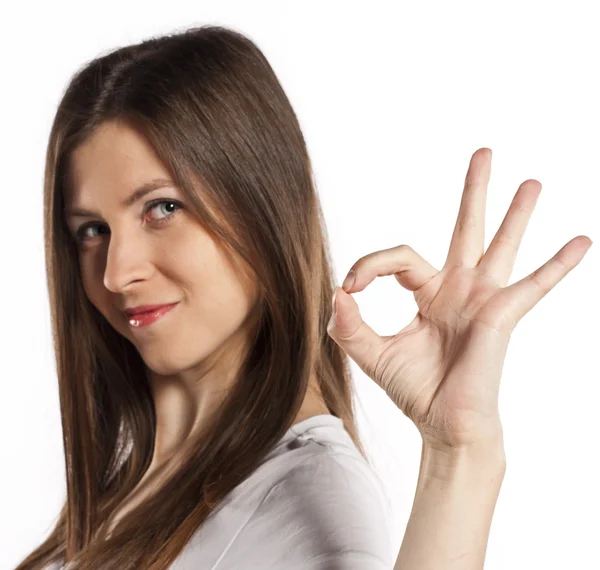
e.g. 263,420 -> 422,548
124,302 -> 179,317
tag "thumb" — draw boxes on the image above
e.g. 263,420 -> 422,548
326,286 -> 387,382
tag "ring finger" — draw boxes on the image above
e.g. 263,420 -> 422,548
478,179 -> 542,287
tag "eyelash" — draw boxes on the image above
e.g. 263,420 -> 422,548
73,199 -> 184,243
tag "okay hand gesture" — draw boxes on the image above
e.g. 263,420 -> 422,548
328,148 -> 592,451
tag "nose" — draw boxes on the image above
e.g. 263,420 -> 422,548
102,231 -> 153,293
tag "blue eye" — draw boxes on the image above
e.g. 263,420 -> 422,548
73,199 -> 183,243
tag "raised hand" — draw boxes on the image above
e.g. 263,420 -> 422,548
327,148 -> 592,451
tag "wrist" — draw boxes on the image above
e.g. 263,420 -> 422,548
421,435 -> 506,483
399,434 -> 506,570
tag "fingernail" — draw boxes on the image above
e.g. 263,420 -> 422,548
342,270 -> 355,292
332,287 -> 338,317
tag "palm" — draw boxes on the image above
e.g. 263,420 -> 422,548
375,265 -> 513,448
328,148 -> 591,449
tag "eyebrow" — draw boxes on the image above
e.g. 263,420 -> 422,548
65,178 -> 174,218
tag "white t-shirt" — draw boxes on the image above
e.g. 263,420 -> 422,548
46,414 -> 396,569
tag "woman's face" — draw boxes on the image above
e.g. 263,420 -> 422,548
64,120 -> 261,383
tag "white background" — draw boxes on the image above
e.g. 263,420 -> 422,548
1,1 -> 598,569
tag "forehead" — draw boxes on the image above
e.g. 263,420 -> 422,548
64,121 -> 170,207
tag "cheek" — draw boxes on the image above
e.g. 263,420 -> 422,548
81,278 -> 114,326
78,257 -> 123,328
186,254 -> 257,333
78,249 -> 103,286
195,271 -> 248,321
80,265 -> 101,309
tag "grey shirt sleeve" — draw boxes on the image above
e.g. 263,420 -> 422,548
212,449 -> 394,569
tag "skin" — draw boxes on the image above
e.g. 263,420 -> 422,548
327,148 -> 592,567
64,120 -> 329,536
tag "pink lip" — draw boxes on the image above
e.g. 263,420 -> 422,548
126,302 -> 179,328
125,302 -> 178,316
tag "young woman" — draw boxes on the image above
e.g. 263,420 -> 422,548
17,25 -> 591,570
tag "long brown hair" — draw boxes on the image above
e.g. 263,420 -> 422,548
18,24 -> 370,569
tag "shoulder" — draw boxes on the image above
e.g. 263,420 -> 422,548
222,447 -> 395,569
265,445 -> 388,517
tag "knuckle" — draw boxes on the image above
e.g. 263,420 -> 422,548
530,269 -> 546,292
387,244 -> 413,260
554,254 -> 569,272
494,234 -> 518,255
513,203 -> 531,215
361,243 -> 412,264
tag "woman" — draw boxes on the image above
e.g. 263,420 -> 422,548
17,24 -> 591,569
